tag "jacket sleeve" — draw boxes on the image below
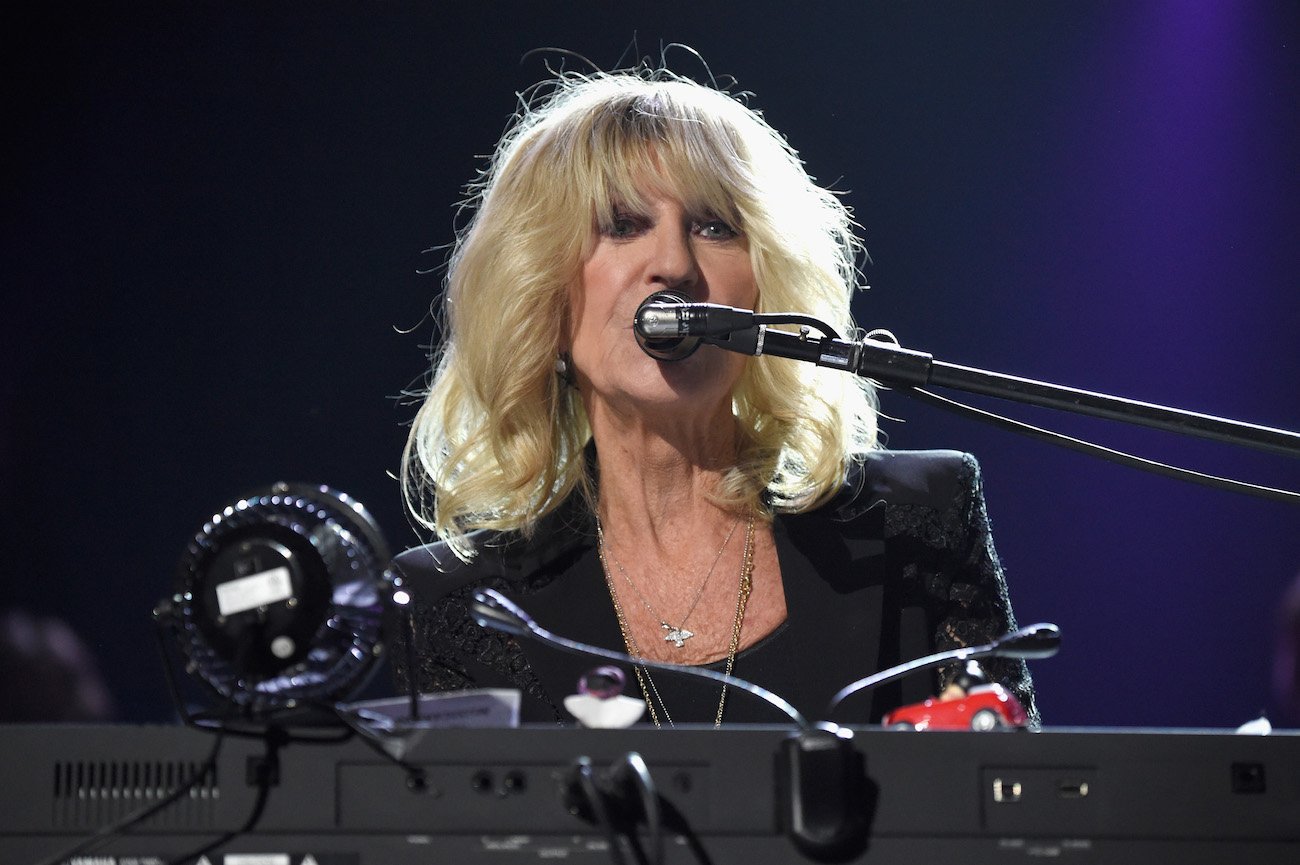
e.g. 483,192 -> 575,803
882,451 -> 1040,725
934,453 -> 1039,725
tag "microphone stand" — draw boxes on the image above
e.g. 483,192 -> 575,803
702,325 -> 1300,460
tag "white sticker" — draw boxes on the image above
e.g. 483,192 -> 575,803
215,566 -> 293,617
223,856 -> 291,865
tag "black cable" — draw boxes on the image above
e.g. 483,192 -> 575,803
907,386 -> 1300,504
166,729 -> 284,865
614,752 -> 663,865
31,732 -> 226,865
656,797 -> 715,865
574,757 -> 629,865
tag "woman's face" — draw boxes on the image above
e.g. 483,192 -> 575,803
566,188 -> 757,422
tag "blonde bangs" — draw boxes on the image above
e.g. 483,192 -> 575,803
538,81 -> 757,250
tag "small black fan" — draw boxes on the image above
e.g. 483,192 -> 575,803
156,482 -> 390,726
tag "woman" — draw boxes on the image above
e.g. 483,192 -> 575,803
394,70 -> 1036,726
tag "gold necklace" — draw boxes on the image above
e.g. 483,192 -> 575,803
596,514 -> 741,648
598,513 -> 755,728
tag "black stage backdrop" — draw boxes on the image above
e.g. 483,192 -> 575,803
4,2 -> 1299,727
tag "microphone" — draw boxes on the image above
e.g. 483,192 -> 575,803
633,291 -> 703,361
824,622 -> 1061,715
634,298 -> 757,338
633,291 -> 853,366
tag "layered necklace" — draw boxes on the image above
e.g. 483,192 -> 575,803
596,512 -> 756,728
597,514 -> 741,648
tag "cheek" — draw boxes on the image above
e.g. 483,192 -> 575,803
711,257 -> 759,306
562,283 -> 583,351
572,253 -> 634,321
566,273 -> 615,359
567,269 -> 601,350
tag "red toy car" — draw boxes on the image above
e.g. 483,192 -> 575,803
884,681 -> 1029,731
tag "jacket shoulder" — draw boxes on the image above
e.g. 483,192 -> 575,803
388,531 -> 501,602
831,449 -> 979,519
389,500 -> 591,602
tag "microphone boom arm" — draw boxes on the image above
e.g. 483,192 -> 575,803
703,326 -> 1300,460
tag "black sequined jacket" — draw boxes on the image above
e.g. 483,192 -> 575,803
390,449 -> 1038,726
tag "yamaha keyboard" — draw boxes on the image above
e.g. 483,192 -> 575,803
2,724 -> 1297,864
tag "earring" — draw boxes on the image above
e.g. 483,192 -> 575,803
555,352 -> 574,386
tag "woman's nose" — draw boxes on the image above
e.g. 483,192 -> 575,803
646,225 -> 699,291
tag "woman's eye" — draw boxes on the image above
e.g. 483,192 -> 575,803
695,219 -> 739,240
605,213 -> 643,238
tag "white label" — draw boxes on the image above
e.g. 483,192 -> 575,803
223,856 -> 291,865
215,566 -> 293,617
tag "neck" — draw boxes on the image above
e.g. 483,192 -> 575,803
586,397 -> 742,544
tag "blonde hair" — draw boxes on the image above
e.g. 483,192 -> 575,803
403,70 -> 877,559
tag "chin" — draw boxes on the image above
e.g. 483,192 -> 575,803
642,352 -> 743,403
577,345 -> 745,414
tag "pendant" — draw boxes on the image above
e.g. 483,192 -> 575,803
661,623 -> 694,648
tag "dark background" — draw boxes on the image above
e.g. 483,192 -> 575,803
4,2 -> 1298,728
